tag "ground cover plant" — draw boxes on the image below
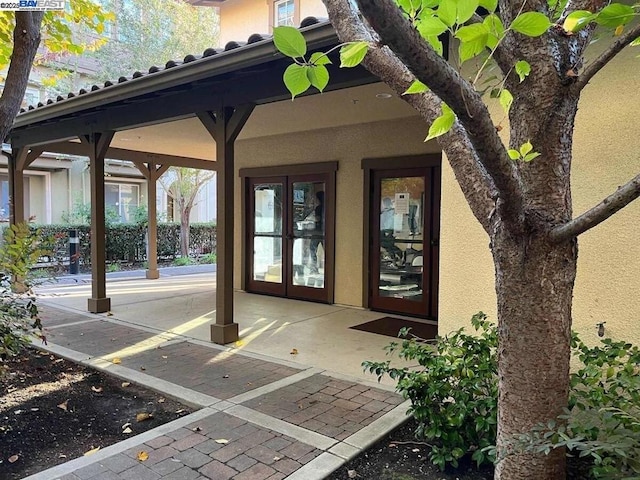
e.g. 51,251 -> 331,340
363,313 -> 640,478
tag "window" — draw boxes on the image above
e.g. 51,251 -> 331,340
105,183 -> 139,222
274,0 -> 295,27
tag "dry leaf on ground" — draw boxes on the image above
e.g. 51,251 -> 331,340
122,427 -> 133,434
214,439 -> 229,444
8,454 -> 19,463
112,358 -> 121,364
57,400 -> 69,412
290,348 -> 298,355
121,382 -> 130,388
137,451 -> 149,461
136,412 -> 153,422
91,386 -> 103,393
84,447 -> 100,456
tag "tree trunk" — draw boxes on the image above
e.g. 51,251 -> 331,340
180,206 -> 191,258
493,91 -> 580,479
492,229 -> 576,478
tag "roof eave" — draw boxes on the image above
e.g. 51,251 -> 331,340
11,21 -> 337,131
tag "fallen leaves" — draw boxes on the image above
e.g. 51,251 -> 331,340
348,470 -> 358,478
214,439 -> 229,444
84,447 -> 100,456
136,451 -> 149,461
8,454 -> 19,463
136,412 -> 153,422
290,348 -> 299,355
91,386 -> 103,393
57,399 -> 69,412
121,382 -> 131,388
112,358 -> 121,364
122,422 -> 133,434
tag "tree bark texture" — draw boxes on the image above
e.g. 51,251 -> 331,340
180,205 -> 191,258
0,13 -> 43,143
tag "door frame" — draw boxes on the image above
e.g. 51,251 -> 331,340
240,161 -> 337,303
361,154 -> 441,318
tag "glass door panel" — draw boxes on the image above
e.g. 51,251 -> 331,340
371,170 -> 435,317
248,180 -> 285,296
291,181 -> 325,289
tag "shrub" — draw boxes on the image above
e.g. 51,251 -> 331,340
0,224 -> 47,368
173,256 -> 195,266
199,253 -> 217,264
363,312 -> 498,470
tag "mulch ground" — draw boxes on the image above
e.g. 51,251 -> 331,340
0,348 -> 194,480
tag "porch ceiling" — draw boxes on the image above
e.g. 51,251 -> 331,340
106,83 -> 419,161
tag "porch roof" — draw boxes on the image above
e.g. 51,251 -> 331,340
9,18 -> 378,152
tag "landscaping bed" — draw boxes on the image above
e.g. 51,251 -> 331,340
0,349 -> 194,480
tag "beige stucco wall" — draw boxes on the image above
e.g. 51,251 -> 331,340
233,116 -> 439,306
438,46 -> 640,345
219,0 -> 327,46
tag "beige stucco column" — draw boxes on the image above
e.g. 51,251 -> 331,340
197,104 -> 255,345
84,131 -> 115,313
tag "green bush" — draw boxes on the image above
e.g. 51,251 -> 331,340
33,223 -> 216,265
172,256 -> 195,266
0,224 -> 47,367
363,312 -> 498,470
510,334 -> 640,479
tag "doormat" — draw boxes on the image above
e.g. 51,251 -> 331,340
350,317 -> 438,340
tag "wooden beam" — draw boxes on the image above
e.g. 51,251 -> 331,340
197,104 -> 255,345
85,131 -> 115,313
43,142 -> 217,171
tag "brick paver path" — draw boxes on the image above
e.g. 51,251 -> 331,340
27,306 -> 406,480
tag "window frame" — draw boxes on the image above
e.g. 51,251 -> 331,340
268,0 -> 300,31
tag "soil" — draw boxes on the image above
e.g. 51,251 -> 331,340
0,348 -> 194,480
328,417 -> 594,480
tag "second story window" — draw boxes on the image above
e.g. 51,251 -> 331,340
274,0 -> 295,27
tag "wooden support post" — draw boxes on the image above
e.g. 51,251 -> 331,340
7,147 -> 42,225
197,104 -> 254,345
141,163 -> 169,279
83,132 -> 115,313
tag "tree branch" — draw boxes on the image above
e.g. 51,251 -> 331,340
354,0 -> 524,229
323,0 -> 498,232
573,22 -> 640,92
0,12 -> 44,143
550,172 -> 640,242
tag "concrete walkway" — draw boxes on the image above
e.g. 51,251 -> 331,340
25,304 -> 410,480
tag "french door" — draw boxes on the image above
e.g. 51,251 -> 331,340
369,166 -> 440,318
246,172 -> 334,303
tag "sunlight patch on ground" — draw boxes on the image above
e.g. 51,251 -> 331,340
0,372 -> 87,412
97,311 -> 215,361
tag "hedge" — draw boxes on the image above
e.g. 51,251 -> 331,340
32,223 -> 216,266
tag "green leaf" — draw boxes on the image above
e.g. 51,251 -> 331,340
515,60 -> 531,82
404,80 -> 430,94
484,14 -> 505,49
456,24 -> 489,62
437,0 -> 457,27
595,3 -> 635,28
478,0 -> 497,13
426,103 -> 455,141
631,37 -> 640,47
307,65 -> 329,93
417,16 -> 449,37
283,64 -> 311,99
508,149 -> 521,160
523,152 -> 541,162
510,12 -> 552,37
499,88 -> 513,114
425,35 -> 444,55
562,10 -> 596,32
310,51 -> 331,66
457,0 -> 479,24
519,141 -> 533,157
340,41 -> 369,68
273,26 -> 307,58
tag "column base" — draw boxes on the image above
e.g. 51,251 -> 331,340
146,269 -> 160,280
88,297 -> 111,313
211,323 -> 239,345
